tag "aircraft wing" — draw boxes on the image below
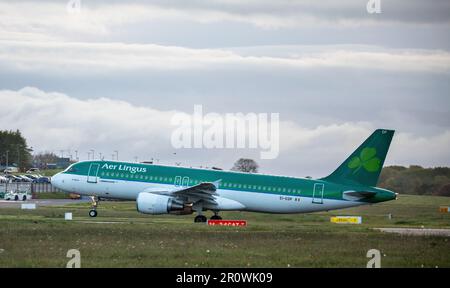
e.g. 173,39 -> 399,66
170,181 -> 221,205
147,180 -> 221,205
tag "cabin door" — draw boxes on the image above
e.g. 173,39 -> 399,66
312,183 -> 324,204
87,163 -> 100,183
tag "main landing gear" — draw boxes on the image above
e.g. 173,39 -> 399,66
193,212 -> 222,223
89,196 -> 98,217
194,215 -> 207,223
210,211 -> 222,220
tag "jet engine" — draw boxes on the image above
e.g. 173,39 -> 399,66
136,192 -> 192,215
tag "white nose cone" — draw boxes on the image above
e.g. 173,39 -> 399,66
51,174 -> 61,188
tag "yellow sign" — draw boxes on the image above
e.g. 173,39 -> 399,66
330,216 -> 362,224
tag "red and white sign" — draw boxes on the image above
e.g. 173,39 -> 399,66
207,220 -> 247,227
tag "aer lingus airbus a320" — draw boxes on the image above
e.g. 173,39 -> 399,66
51,129 -> 397,222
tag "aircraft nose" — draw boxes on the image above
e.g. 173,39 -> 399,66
51,173 -> 61,188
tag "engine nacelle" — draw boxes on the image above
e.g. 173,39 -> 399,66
136,192 -> 189,215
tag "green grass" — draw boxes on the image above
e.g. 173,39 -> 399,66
0,194 -> 449,267
33,192 -> 71,199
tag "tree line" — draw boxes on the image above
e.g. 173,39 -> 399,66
0,130 -> 32,171
378,165 -> 450,197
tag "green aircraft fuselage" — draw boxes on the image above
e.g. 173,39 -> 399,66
51,129 -> 397,218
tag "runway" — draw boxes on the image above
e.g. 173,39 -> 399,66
375,228 -> 450,237
0,198 -> 90,208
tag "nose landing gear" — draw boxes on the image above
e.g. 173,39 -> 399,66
89,196 -> 98,217
89,209 -> 98,217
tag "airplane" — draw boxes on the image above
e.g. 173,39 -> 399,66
51,129 -> 397,222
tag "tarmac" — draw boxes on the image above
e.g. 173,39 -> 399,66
0,198 -> 89,208
375,227 -> 450,237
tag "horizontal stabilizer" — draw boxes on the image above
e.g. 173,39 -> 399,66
343,191 -> 376,201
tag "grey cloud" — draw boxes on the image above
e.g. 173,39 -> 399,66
1,87 -> 449,178
0,41 -> 448,135
19,0 -> 450,25
2,1 -> 450,50
1,1 -> 449,176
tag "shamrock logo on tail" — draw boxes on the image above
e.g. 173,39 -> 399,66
348,147 -> 381,174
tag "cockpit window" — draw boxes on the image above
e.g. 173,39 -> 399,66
64,165 -> 77,173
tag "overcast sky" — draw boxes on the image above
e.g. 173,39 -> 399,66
0,0 -> 449,177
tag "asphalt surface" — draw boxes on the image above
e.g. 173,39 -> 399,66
375,227 -> 450,237
0,198 -> 89,208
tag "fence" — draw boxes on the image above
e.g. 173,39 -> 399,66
0,182 -> 62,198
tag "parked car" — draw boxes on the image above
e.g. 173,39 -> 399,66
24,174 -> 39,180
0,175 -> 8,183
4,167 -> 19,173
4,174 -> 22,182
4,191 -> 31,201
26,168 -> 40,173
33,177 -> 51,184
16,175 -> 33,182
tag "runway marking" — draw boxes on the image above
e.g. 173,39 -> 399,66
374,227 -> 450,237
79,221 -> 128,224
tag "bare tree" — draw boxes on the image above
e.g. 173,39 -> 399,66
231,158 -> 259,173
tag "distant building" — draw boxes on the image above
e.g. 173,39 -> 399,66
46,157 -> 71,169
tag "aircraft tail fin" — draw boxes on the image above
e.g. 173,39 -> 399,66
321,129 -> 394,187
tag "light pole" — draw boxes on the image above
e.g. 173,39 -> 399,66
75,150 -> 78,161
5,150 -> 8,168
17,145 -> 20,167
87,152 -> 90,160
17,144 -> 23,171
99,152 -> 102,160
90,149 -> 95,160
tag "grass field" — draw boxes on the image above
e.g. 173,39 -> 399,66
0,194 -> 449,268
33,192 -> 72,199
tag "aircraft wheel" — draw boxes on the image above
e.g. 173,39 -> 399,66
194,215 -> 207,223
210,215 -> 222,220
89,209 -> 98,217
